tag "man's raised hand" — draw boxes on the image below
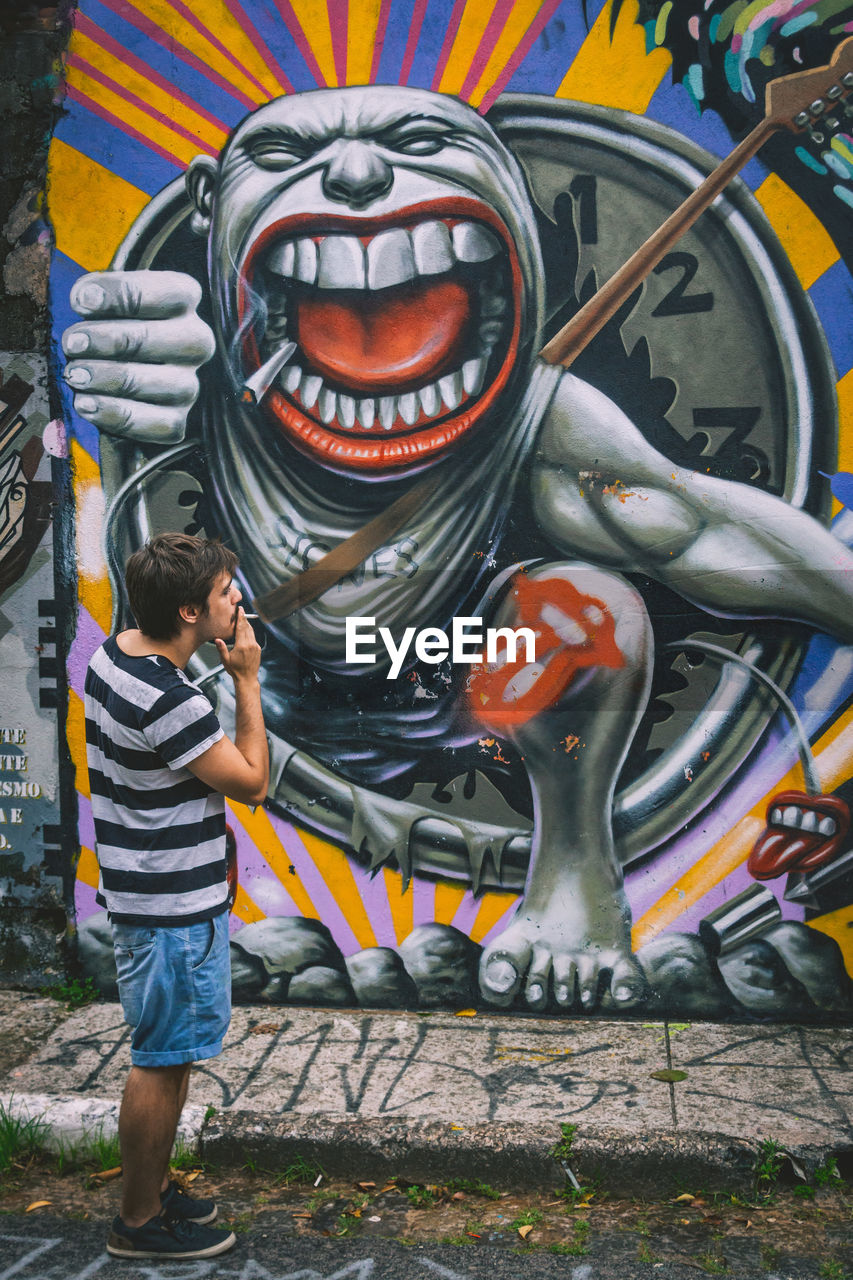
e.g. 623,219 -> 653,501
215,608 -> 261,683
62,270 -> 216,443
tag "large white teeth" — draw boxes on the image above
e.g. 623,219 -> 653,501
267,241 -> 295,275
398,392 -> 419,425
438,371 -> 463,411
300,373 -> 322,409
412,220 -> 454,275
367,229 -> 414,290
772,804 -> 837,837
318,236 -> 365,290
462,356 -> 486,397
338,394 -> 356,429
294,238 -> 318,285
319,387 -> 337,423
281,364 -> 302,394
419,383 -> 440,417
267,218 -> 502,289
379,396 -> 396,430
452,222 -> 501,264
358,398 -> 375,428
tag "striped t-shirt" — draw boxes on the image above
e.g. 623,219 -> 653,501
84,635 -> 228,925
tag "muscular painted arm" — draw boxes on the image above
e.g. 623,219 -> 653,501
532,369 -> 853,644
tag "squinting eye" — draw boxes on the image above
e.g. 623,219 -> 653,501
391,134 -> 448,156
247,145 -> 306,171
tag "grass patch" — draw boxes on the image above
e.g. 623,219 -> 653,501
753,1139 -> 784,1202
509,1207 -> 543,1230
818,1262 -> 847,1280
41,977 -> 100,1010
446,1177 -> 501,1200
405,1184 -> 438,1208
815,1157 -> 843,1188
637,1240 -> 658,1264
696,1252 -> 727,1274
84,1129 -> 121,1172
276,1154 -> 324,1186
0,1101 -> 47,1179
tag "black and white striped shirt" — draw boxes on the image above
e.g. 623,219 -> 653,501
84,636 -> 228,925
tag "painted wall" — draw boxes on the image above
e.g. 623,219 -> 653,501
44,0 -> 853,1019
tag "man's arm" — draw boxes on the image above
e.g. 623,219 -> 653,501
532,369 -> 853,644
187,609 -> 269,805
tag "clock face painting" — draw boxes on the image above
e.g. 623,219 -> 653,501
51,0 -> 853,1020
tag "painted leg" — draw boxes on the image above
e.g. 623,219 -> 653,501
469,562 -> 653,1012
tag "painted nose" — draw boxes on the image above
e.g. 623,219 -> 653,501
322,140 -> 393,207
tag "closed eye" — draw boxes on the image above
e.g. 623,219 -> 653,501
245,130 -> 314,171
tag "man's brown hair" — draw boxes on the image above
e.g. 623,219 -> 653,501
125,533 -> 238,641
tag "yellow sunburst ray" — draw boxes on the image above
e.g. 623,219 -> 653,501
70,27 -> 228,154
383,866 -> 415,944
227,801 -> 321,920
632,700 -> 853,948
297,827 -> 379,949
287,0 -> 339,86
136,0 -> 282,99
346,0 -> 384,85
467,0 -> 546,109
437,0 -> 497,96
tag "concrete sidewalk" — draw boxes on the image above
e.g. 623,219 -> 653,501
2,990 -> 851,1195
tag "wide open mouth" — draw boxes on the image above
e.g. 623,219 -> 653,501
748,789 -> 851,879
240,198 -> 521,471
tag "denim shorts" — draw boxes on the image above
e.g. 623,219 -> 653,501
111,912 -> 231,1067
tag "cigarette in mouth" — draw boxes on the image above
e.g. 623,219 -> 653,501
242,613 -> 259,619
241,341 -> 297,405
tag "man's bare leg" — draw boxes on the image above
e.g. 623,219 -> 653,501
472,563 -> 653,1011
119,1063 -> 191,1226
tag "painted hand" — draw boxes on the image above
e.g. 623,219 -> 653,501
62,270 -> 216,442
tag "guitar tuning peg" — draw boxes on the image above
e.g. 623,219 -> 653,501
826,84 -> 843,100
807,125 -> 826,145
843,71 -> 853,88
825,115 -> 841,132
795,110 -> 811,127
808,98 -> 826,116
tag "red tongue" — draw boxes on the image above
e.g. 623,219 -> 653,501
748,828 -> 830,879
296,280 -> 470,394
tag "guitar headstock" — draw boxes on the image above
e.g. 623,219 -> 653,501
766,35 -> 853,135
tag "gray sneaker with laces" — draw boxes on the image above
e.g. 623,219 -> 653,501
106,1213 -> 236,1259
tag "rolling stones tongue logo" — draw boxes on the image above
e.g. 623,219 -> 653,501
467,575 -> 625,729
748,790 -> 850,879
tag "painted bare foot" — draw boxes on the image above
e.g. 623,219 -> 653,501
479,911 -> 647,1012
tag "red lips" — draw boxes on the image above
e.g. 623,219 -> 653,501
748,789 -> 850,880
467,574 -> 625,729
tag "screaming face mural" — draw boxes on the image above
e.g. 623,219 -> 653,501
54,0 -> 853,1020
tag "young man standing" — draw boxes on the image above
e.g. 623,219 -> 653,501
84,533 -> 268,1261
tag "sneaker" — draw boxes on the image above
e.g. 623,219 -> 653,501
161,1177 -> 217,1224
106,1213 -> 236,1259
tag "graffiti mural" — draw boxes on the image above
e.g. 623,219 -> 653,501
0,350 -> 66,981
51,0 -> 853,1020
